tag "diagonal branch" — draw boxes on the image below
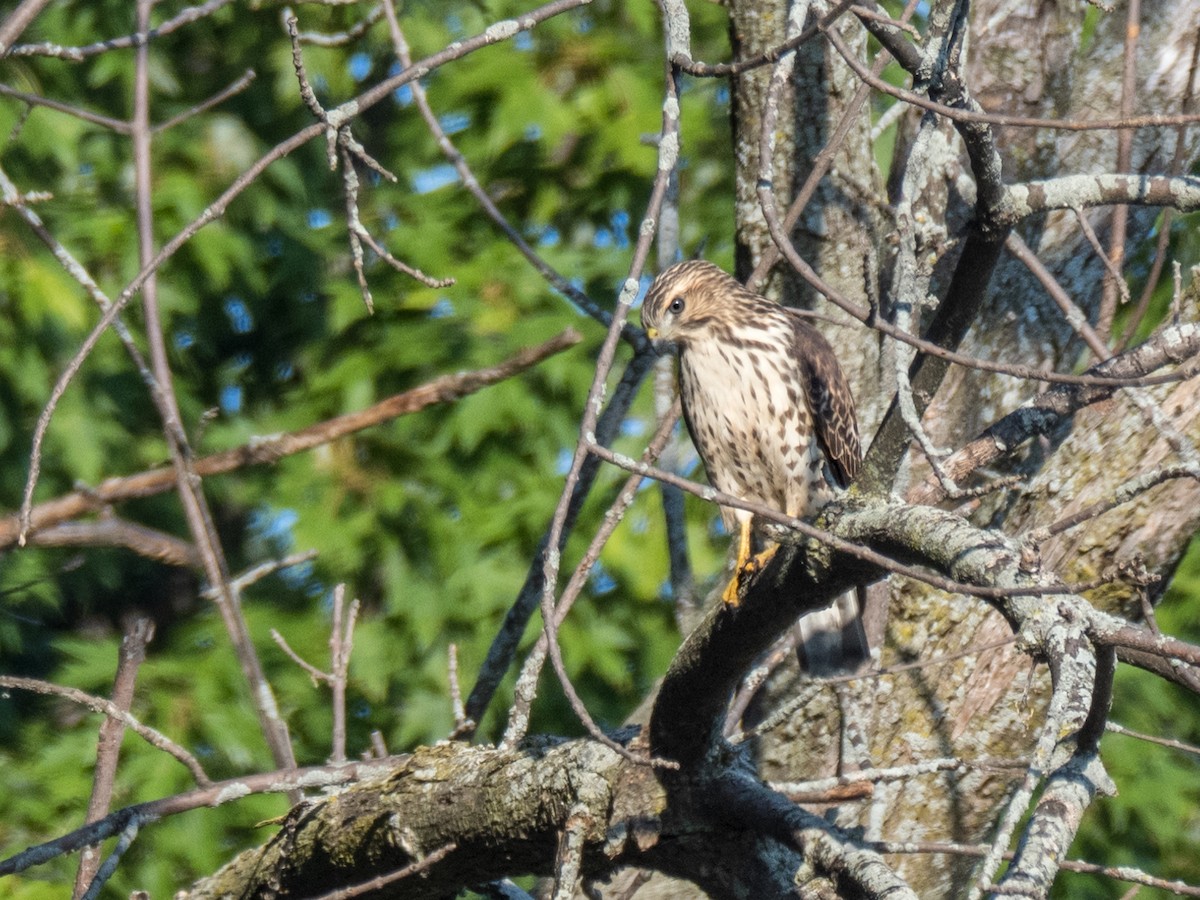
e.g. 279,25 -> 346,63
2,329 -> 581,548
908,321 -> 1200,505
0,758 -> 410,878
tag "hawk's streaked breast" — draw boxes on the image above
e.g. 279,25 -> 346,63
678,318 -> 828,530
641,259 -> 860,533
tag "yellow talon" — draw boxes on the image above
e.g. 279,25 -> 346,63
721,574 -> 742,606
751,543 -> 778,572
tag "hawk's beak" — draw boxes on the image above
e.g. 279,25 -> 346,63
646,326 -> 659,339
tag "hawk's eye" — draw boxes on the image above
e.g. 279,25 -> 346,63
668,296 -> 685,315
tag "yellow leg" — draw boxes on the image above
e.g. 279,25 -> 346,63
721,520 -> 755,606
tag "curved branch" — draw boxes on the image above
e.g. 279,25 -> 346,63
0,675 -> 209,786
184,742 -> 629,899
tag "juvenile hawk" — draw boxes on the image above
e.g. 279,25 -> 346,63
641,260 -> 861,605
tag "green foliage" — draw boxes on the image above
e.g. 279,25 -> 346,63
1062,537 -> 1200,898
0,1 -> 733,895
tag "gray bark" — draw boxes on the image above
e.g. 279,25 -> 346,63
721,0 -> 1200,896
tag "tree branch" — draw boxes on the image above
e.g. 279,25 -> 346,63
2,329 -> 581,548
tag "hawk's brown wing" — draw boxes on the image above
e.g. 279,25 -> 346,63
793,317 -> 861,488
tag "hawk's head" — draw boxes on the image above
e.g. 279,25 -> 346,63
640,260 -> 742,347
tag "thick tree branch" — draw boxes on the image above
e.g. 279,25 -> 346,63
1002,174 -> 1200,225
184,742 -> 631,899
176,738 -> 914,898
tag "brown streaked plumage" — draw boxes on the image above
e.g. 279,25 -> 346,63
642,259 -> 861,605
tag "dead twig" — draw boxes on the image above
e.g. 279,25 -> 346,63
271,584 -> 360,763
72,619 -> 155,899
4,330 -> 581,548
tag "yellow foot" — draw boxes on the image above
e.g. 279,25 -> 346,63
721,543 -> 780,607
750,543 -> 778,572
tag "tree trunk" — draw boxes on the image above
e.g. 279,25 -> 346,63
726,0 -> 1200,895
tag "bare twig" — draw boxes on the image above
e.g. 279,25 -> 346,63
0,84 -> 130,132
203,551 -> 320,599
1096,0 -> 1142,339
5,330 -> 581,548
0,675 -> 209,785
1007,231 -> 1111,361
79,817 -> 140,900
0,162 -> 165,452
72,618 -> 155,899
1078,207 -> 1131,318
9,0 -> 236,59
272,630 -> 328,681
381,3 -> 632,340
355,226 -> 455,289
272,584 -> 360,763
330,586 -> 358,763
286,10 -> 447,304
131,0 -> 296,772
0,758 -> 408,877
296,5 -> 383,47
1107,720 -> 1200,757
650,167 -> 696,619
306,842 -> 458,900
28,519 -> 199,567
502,400 -> 681,748
671,0 -> 859,77
747,0 -> 921,288
1036,464 -> 1200,539
724,630 -> 801,736
463,348 -> 657,734
527,14 -> 684,766
0,0 -> 54,55
369,731 -> 388,759
1089,620 -> 1200,670
1118,209 -> 1175,351
1118,28 -> 1200,350
448,644 -> 466,730
152,69 -> 257,134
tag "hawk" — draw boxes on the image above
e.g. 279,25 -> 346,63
641,259 -> 861,606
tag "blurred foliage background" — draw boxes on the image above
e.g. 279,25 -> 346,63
0,1 -> 730,893
0,1 -> 1197,898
